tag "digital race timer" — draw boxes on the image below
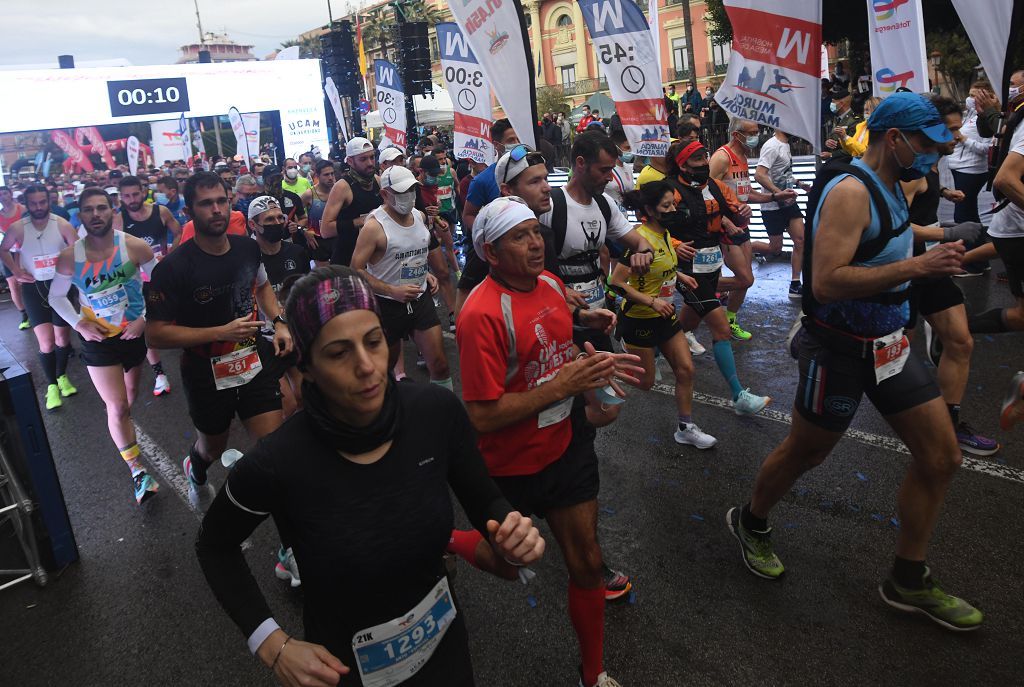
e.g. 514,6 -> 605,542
106,77 -> 190,117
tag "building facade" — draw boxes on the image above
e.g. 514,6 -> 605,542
177,32 -> 257,64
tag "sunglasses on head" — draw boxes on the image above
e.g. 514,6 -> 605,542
502,145 -> 547,184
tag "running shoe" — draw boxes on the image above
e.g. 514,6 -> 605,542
726,507 -> 785,580
578,671 -> 623,687
733,389 -> 771,416
923,321 -> 942,367
153,373 -> 171,396
133,471 -> 159,505
729,320 -> 752,341
879,569 -> 983,632
18,314 -> 30,331
45,384 -> 62,411
1000,371 -> 1024,431
182,455 -> 215,512
56,374 -> 77,397
602,563 -> 632,601
952,264 -> 987,278
674,423 -> 718,449
275,546 -> 302,588
685,331 -> 705,356
955,422 -> 999,456
788,281 -> 803,300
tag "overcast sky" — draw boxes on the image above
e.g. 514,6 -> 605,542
0,0 -> 362,68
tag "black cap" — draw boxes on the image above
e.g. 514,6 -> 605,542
830,83 -> 850,99
262,165 -> 282,179
108,169 -> 124,179
419,155 -> 441,175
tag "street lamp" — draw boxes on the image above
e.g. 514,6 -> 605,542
929,51 -> 941,94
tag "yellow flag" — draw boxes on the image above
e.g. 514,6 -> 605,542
357,20 -> 368,76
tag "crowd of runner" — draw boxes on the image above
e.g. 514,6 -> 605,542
2,72 -> 1024,686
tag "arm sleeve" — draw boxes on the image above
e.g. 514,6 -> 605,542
604,196 -> 632,240
444,395 -> 514,537
145,260 -> 180,322
194,446 -> 281,646
47,272 -> 82,328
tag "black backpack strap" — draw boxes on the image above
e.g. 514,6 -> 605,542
592,191 -> 612,228
550,187 -> 568,256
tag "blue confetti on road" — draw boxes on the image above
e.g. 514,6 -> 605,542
890,517 -> 900,528
690,514 -> 705,522
527,595 -> 537,608
855,472 -> 868,482
647,435 -> 661,445
797,488 -> 809,497
871,513 -> 884,521
984,336 -> 995,343
601,506 -> 617,516
820,501 -> 832,509
784,522 -> 798,529
849,504 -> 861,513
628,590 -> 637,605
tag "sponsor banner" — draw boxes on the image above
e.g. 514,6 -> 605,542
867,0 -> 929,96
51,130 -> 93,173
447,0 -> 537,148
241,113 -> 261,157
438,22 -> 496,164
578,0 -> 669,159
714,0 -> 823,150
151,118 -> 189,164
177,114 -> 193,165
126,135 -> 140,176
228,107 -> 249,162
281,104 -> 329,160
374,59 -> 407,150
324,76 -> 350,144
950,0 -> 1016,102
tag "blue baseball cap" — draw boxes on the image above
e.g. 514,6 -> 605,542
866,92 -> 952,143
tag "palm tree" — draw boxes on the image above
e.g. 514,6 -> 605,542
279,35 -> 322,59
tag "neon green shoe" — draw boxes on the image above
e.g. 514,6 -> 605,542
45,384 -> 62,411
726,507 -> 784,579
879,570 -> 983,632
57,374 -> 77,397
18,315 -> 30,331
729,320 -> 752,341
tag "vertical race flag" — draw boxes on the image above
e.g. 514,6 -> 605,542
447,0 -> 537,148
228,107 -> 251,164
713,0 -> 823,150
866,0 -> 929,97
578,0 -> 669,159
950,0 -> 1023,104
374,60 -> 407,149
438,22 -> 496,165
126,136 -> 140,176
177,114 -> 193,166
649,0 -> 662,79
191,119 -> 207,169
325,77 -> 351,145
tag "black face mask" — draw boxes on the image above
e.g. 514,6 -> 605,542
681,166 -> 710,186
260,223 -> 287,243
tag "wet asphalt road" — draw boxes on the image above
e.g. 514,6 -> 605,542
0,240 -> 1022,686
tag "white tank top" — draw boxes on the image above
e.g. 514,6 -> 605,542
20,214 -> 67,281
366,207 -> 431,300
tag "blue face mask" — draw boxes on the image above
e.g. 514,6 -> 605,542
896,131 -> 940,181
619,152 -> 635,164
425,174 -> 438,186
829,102 -> 838,113
154,192 -> 169,204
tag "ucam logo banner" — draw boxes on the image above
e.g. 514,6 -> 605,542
447,0 -> 537,148
714,0 -> 822,150
867,0 -> 928,96
438,22 -> 495,165
374,59 -> 407,149
577,0 -> 669,158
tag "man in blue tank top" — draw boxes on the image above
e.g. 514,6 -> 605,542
726,92 -> 983,631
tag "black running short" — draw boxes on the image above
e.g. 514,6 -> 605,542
379,291 -> 441,345
761,204 -> 803,237
457,248 -> 489,292
914,276 -> 964,317
309,235 -> 336,263
617,314 -> 682,348
180,351 -> 283,436
23,280 -> 75,328
677,270 -> 722,317
993,236 -> 1024,298
79,334 -> 147,371
721,229 -> 751,246
491,406 -> 599,518
794,327 -> 940,433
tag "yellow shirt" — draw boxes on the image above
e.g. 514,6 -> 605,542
636,165 -> 667,189
620,223 -> 678,320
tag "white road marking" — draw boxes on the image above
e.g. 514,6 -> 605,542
650,383 -> 1024,486
134,423 -> 200,517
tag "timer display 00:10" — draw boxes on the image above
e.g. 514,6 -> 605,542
107,77 -> 191,117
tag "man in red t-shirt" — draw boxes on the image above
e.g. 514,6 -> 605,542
456,197 -> 641,687
179,209 -> 247,243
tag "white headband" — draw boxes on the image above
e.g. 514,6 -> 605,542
472,196 -> 537,259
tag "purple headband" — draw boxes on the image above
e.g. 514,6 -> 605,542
287,271 -> 381,365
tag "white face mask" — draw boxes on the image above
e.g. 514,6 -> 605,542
1010,85 -> 1022,100
285,168 -> 299,180
388,190 -> 416,215
965,96 -> 976,111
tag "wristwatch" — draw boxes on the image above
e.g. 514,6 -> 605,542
272,314 -> 287,326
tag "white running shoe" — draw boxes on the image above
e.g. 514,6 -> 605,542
734,389 -> 771,416
578,672 -> 623,687
275,546 -> 301,588
685,331 -> 705,356
153,373 -> 171,396
674,423 -> 718,449
183,455 -> 215,512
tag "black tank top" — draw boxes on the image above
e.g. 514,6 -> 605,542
331,172 -> 382,266
908,170 -> 940,228
121,205 -> 168,256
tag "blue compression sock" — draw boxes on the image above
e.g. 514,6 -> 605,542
713,340 -> 743,401
431,377 -> 454,392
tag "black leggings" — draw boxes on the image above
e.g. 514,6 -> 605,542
950,170 -> 989,224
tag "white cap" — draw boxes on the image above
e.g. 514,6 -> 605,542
494,145 -> 540,187
247,195 -> 281,220
379,165 -> 420,193
104,186 -> 119,195
379,146 -> 404,164
472,196 -> 537,259
345,137 -> 374,159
